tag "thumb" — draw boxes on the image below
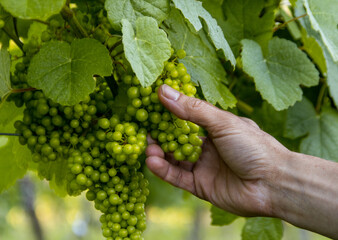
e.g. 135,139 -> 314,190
158,84 -> 236,135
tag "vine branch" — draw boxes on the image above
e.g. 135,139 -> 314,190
2,24 -> 23,51
236,99 -> 254,116
60,6 -> 88,38
315,83 -> 327,113
109,39 -> 122,52
273,13 -> 308,32
12,87 -> 36,93
31,19 -> 50,26
0,133 -> 21,136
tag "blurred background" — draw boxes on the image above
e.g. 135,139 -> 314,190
0,170 -> 330,240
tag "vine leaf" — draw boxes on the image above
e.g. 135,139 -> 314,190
122,17 -> 171,87
27,38 -> 113,106
220,0 -> 276,57
105,0 -> 170,31
242,217 -> 283,240
37,157 -> 68,197
284,98 -> 338,162
303,0 -> 338,62
301,31 -> 327,74
165,9 -> 236,109
0,101 -> 30,193
0,48 -> 12,99
0,0 -> 66,20
296,3 -> 338,108
210,205 -> 239,226
241,37 -> 319,111
172,0 -> 236,68
252,102 -> 300,152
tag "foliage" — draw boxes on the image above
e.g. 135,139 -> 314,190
0,0 -> 337,239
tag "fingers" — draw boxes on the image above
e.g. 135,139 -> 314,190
158,84 -> 238,135
146,143 -> 164,159
146,156 -> 195,194
146,143 -> 195,171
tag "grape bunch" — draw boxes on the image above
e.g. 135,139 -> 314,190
13,79 -> 149,240
123,50 -> 203,162
6,3 -> 202,237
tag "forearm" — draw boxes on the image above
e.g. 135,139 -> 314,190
268,151 -> 338,239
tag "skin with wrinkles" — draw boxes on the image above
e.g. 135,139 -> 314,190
146,84 -> 338,239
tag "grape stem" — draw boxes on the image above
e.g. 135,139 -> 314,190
60,6 -> 89,38
113,61 -> 127,72
236,99 -> 254,116
13,18 -> 20,41
2,24 -> 23,51
31,19 -> 50,26
273,13 -> 308,32
0,133 -> 21,136
109,39 -> 122,52
113,50 -> 124,58
315,82 -> 327,113
12,87 -> 36,93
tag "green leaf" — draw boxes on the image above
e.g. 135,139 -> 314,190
0,101 -> 30,193
303,0 -> 338,62
220,0 -> 276,56
242,217 -> 283,240
105,0 -> 170,31
49,177 -> 68,197
324,47 -> 338,108
110,84 -> 129,119
172,0 -> 235,67
27,21 -> 47,44
210,205 -> 238,226
0,31 -> 10,49
165,9 -> 237,109
37,157 -> 68,195
296,4 -> 338,108
122,17 -> 171,87
284,98 -> 338,162
253,102 -> 300,152
241,38 -> 319,111
0,0 -> 66,21
27,38 -> 113,106
0,48 -> 11,98
301,30 -> 327,74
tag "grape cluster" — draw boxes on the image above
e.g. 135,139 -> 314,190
7,4 -> 201,237
123,50 -> 203,162
13,80 -> 149,240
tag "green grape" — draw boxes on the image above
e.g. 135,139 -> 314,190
176,49 -> 186,59
99,118 -> 110,129
41,31 -> 51,42
9,41 -> 198,240
135,109 -> 148,122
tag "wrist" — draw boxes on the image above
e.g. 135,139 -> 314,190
265,150 -> 338,238
265,149 -> 301,219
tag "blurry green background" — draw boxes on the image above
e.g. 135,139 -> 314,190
0,170 -> 331,240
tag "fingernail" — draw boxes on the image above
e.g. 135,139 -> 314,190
161,84 -> 180,101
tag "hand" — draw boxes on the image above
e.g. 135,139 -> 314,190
146,84 -> 290,217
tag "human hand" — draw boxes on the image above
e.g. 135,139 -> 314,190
146,84 -> 290,217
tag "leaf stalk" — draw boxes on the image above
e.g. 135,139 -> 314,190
60,6 -> 88,38
2,25 -> 23,51
273,13 -> 308,32
315,83 -> 327,113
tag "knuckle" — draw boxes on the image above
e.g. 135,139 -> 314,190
185,97 -> 205,112
174,169 -> 184,187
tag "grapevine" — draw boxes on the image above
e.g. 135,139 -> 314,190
2,1 -> 202,238
0,0 -> 337,239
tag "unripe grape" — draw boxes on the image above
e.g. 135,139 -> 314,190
176,49 -> 186,59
